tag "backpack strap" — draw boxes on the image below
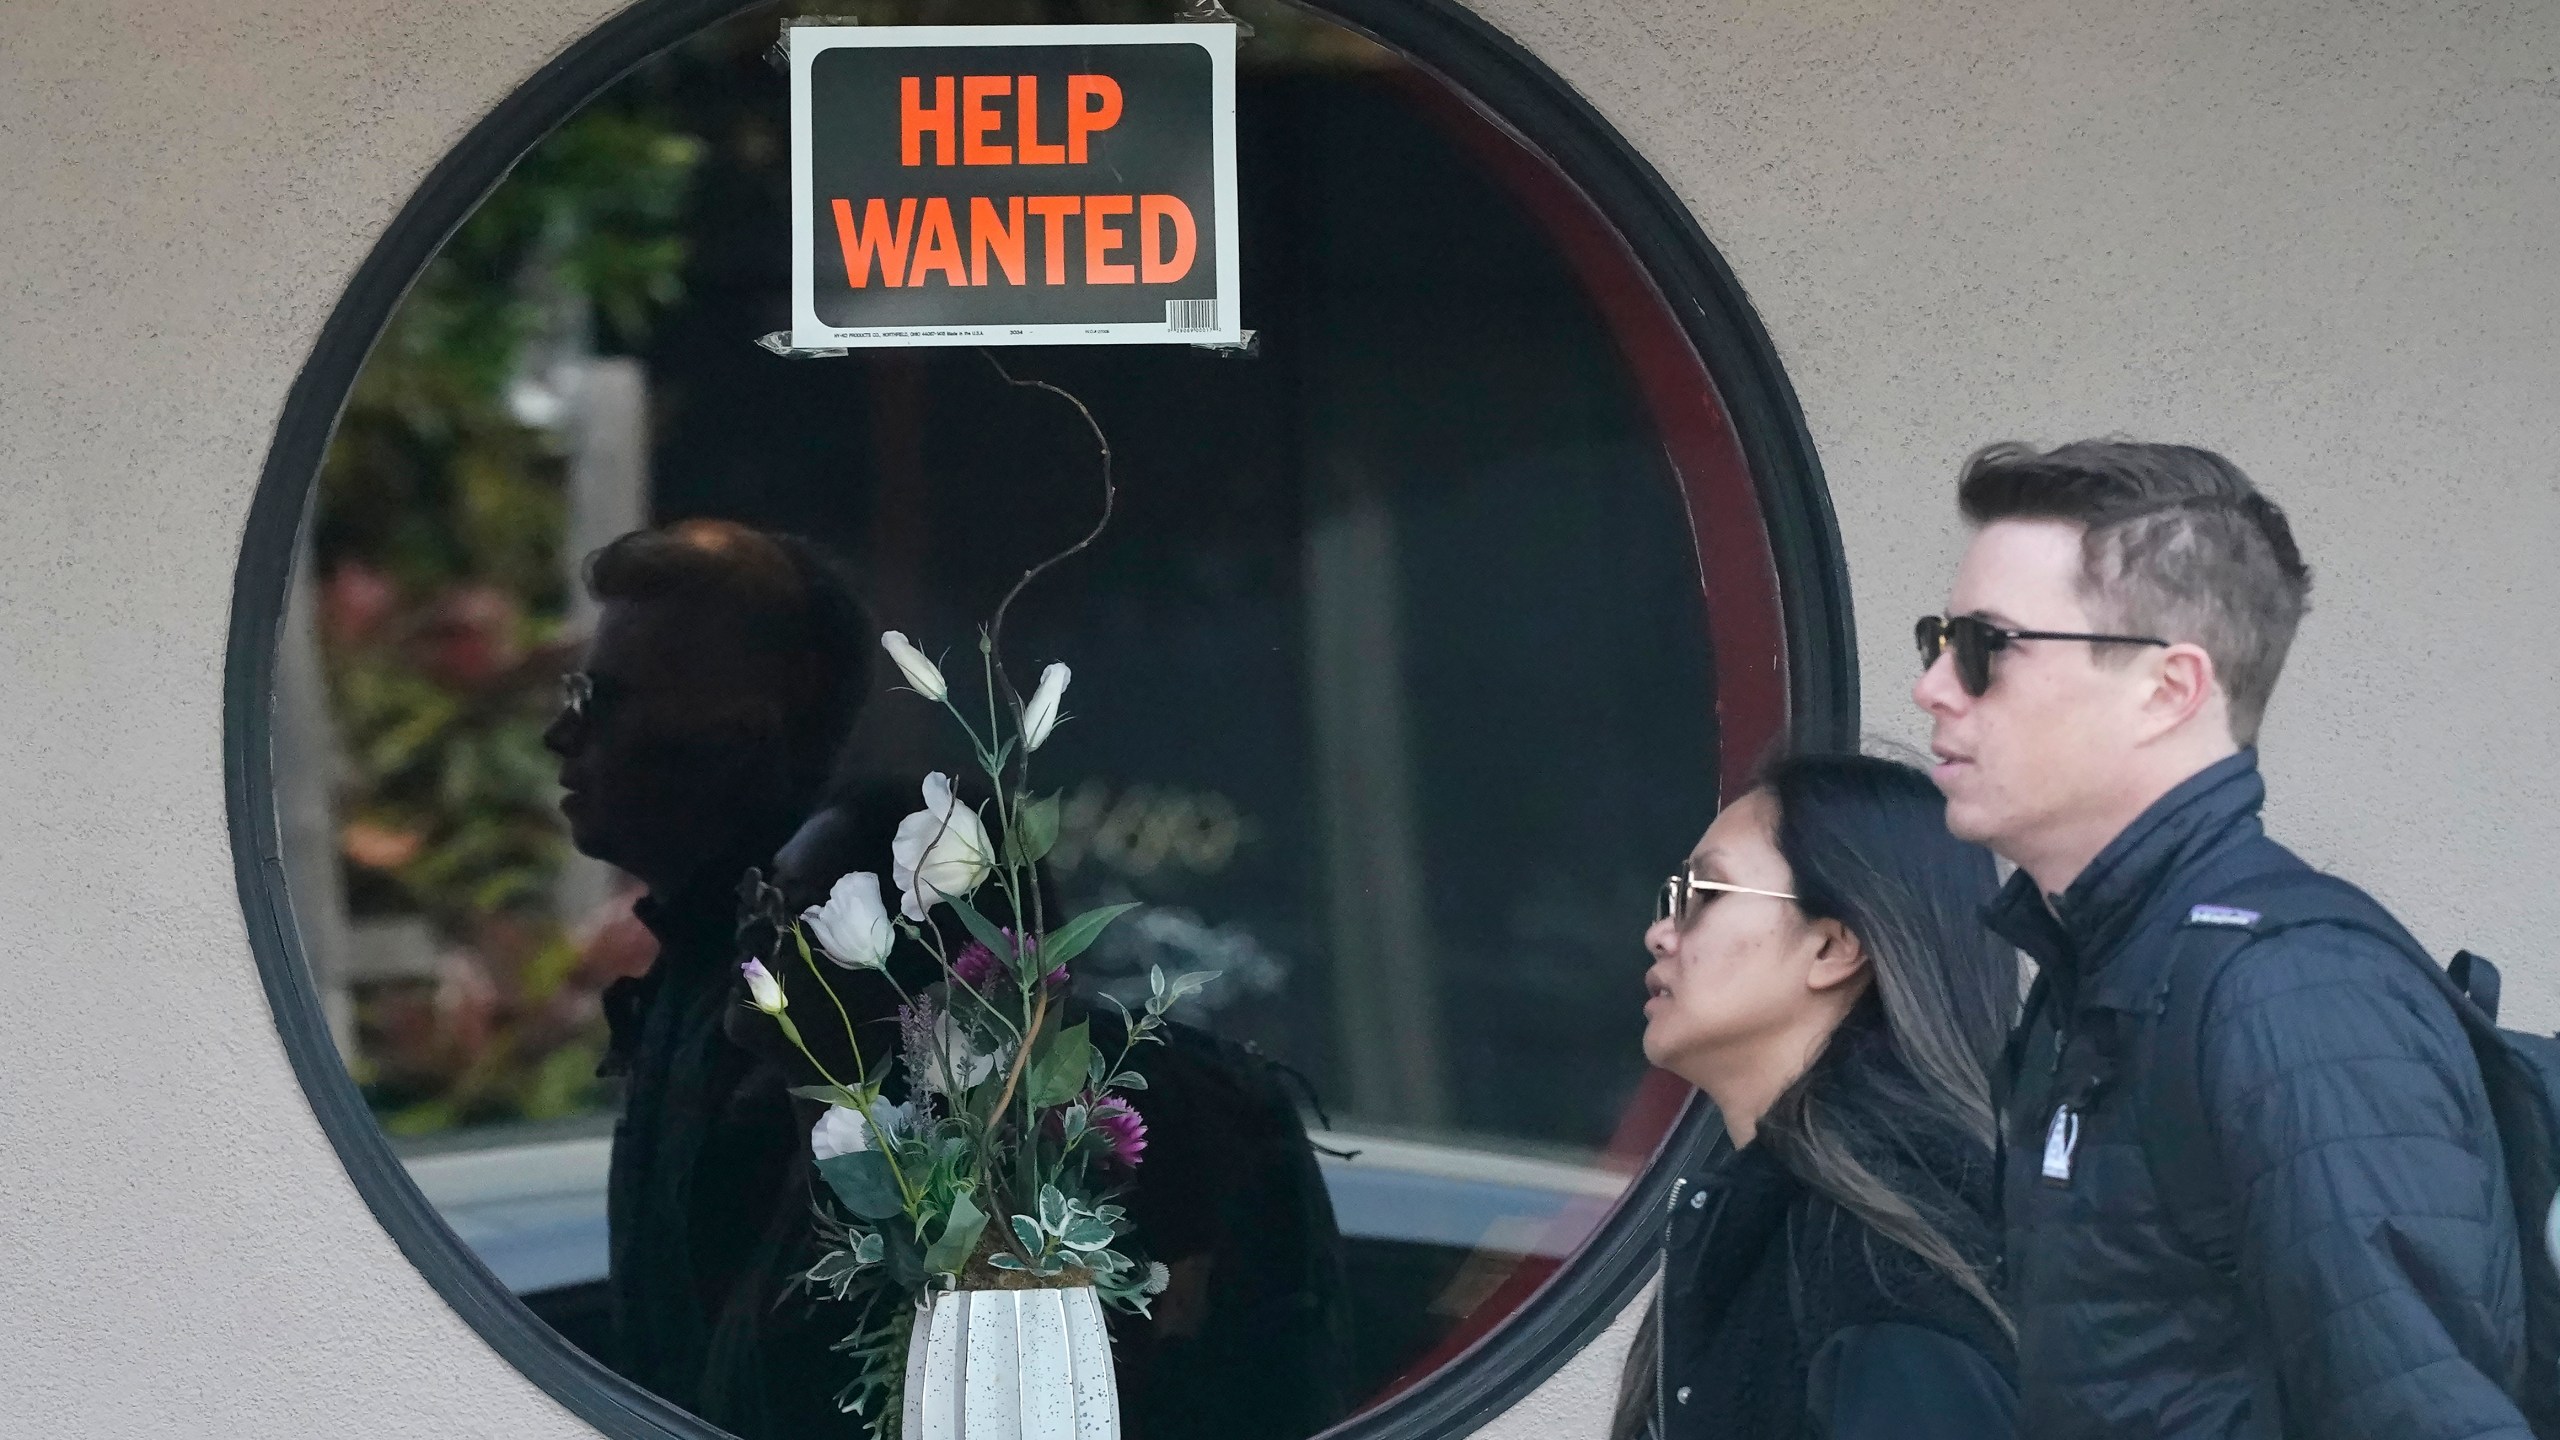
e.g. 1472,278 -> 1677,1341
2138,869 -> 2461,1269
2455,949 -> 2506,1025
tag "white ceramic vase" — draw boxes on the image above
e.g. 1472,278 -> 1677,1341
902,1286 -> 1120,1440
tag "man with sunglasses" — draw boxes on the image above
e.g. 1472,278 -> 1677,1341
1913,441 -> 2528,1439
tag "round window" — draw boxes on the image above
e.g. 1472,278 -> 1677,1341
229,2 -> 1849,1437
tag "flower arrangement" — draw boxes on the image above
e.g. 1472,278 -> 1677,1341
741,627 -> 1212,1433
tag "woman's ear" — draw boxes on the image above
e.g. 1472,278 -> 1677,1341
1804,918 -> 1869,993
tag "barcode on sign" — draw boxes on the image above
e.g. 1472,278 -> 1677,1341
1165,299 -> 1219,333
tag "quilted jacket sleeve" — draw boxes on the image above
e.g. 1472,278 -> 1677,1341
2198,923 -> 2530,1439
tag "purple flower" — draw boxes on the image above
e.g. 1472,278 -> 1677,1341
897,999 -> 938,1067
1090,1096 -> 1147,1169
1015,928 -> 1068,989
952,939 -> 1003,990
948,929 -> 1068,992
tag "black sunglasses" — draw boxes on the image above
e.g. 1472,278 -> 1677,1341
1915,614 -> 2169,697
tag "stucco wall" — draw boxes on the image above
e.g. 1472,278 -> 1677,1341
2,0 -> 2553,1435
1459,0 -> 2560,1042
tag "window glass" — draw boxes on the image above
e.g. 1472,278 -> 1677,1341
280,1 -> 1741,1432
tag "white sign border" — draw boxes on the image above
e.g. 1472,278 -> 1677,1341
789,23 -> 1242,349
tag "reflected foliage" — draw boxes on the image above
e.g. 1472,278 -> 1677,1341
315,105 -> 702,1133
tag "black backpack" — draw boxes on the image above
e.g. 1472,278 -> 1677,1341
2137,869 -> 2560,1435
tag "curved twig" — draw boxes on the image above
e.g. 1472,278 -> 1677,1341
978,350 -> 1117,693
987,984 -> 1049,1134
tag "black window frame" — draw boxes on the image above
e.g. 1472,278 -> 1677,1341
222,1 -> 1855,1435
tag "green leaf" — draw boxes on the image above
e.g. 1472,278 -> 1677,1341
921,1191 -> 988,1277
817,1151 -> 906,1221
944,891 -> 1014,961
1060,1218 -> 1115,1252
1037,903 -> 1142,970
790,1084 -> 868,1110
1038,1184 -> 1071,1233
882,1224 -> 926,1288
854,1232 -> 885,1265
1007,792 -> 1061,867
1010,1214 -> 1046,1254
1026,1021 -> 1093,1111
986,1252 -> 1030,1272
1106,1072 -> 1148,1092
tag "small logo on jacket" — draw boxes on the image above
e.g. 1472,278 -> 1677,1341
2041,1106 -> 2082,1185
2187,904 -> 2262,928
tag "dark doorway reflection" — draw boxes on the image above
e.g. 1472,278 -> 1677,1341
292,1 -> 1728,1434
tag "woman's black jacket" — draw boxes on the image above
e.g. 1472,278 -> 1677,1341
1654,1102 -> 2016,1440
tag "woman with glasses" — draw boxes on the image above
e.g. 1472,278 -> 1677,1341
1613,753 -> 2019,1440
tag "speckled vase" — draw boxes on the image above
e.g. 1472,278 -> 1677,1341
902,1286 -> 1119,1440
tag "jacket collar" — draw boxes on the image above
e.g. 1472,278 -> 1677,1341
1668,1135 -> 1799,1305
1983,749 -> 2268,1008
604,848 -> 776,1073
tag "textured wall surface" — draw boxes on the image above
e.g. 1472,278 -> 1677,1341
2,0 -> 2553,1436
0,2 -> 621,1434
1455,0 -> 2560,1021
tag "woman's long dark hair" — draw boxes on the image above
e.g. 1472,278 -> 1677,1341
1751,752 -> 2017,1333
1614,753 -> 2016,1438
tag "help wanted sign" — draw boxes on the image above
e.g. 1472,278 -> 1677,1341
789,24 -> 1241,348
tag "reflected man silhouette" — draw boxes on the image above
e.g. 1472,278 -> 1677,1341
544,519 -> 874,1436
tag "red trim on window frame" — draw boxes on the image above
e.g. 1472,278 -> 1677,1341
1352,70 -> 1791,1410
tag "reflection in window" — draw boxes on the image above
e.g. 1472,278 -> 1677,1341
281,0 -> 1726,1433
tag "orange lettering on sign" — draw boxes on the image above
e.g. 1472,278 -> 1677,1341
962,75 -> 1011,165
971,196 -> 1027,285
1066,75 -> 1123,164
1027,196 -> 1080,284
832,197 -> 917,287
901,77 -> 955,167
1138,195 -> 1196,283
1084,194 -> 1134,284
907,197 -> 967,286
1015,75 -> 1066,165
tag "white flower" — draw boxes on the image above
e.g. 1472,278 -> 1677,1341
803,871 -> 894,971
890,773 -> 995,921
811,1098 -> 909,1161
741,958 -> 786,1015
919,1010 -> 1006,1097
880,631 -> 947,702
1020,662 -> 1071,752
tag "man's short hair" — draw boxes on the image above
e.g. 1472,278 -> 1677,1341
1957,440 -> 2313,744
584,518 -> 875,792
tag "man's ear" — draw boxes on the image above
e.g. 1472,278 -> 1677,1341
1805,919 -> 1869,993
2142,642 -> 2219,740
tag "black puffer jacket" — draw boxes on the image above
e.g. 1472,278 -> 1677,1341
1993,749 -> 2527,1438
1656,1024 -> 2017,1440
